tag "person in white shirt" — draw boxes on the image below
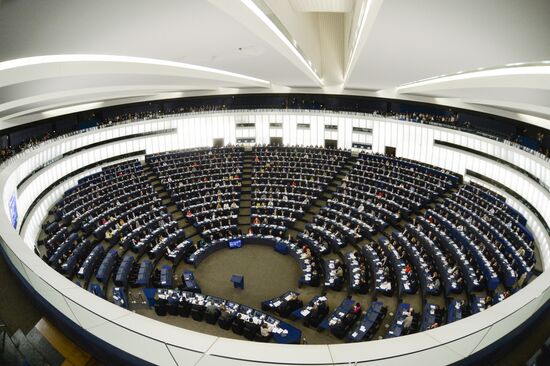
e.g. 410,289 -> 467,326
260,322 -> 272,338
403,309 -> 414,329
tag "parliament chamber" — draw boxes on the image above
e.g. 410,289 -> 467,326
33,140 -> 538,345
0,103 -> 548,365
1,1 -> 550,365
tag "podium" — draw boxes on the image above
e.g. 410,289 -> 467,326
230,274 -> 244,289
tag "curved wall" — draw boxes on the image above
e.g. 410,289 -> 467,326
0,110 -> 549,366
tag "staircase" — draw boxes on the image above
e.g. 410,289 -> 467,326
237,149 -> 254,234
290,155 -> 357,233
0,318 -> 95,366
142,161 -> 199,243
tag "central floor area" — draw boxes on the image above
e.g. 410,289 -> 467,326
132,244 -> 358,344
197,244 -> 302,304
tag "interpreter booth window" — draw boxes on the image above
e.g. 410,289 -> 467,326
352,143 -> 372,150
270,137 -> 283,146
235,122 -> 256,128
213,138 -> 224,148
236,137 -> 256,144
325,139 -> 338,149
352,127 -> 373,134
385,146 -> 396,156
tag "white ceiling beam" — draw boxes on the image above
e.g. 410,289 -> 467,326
396,64 -> 550,95
0,89 -> 173,123
343,0 -> 384,86
0,54 -> 271,89
0,90 -> 209,130
0,84 -> 207,117
209,0 -> 323,86
289,0 -> 354,13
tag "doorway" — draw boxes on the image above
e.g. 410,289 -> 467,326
324,139 -> 338,149
270,137 -> 283,146
385,146 -> 396,156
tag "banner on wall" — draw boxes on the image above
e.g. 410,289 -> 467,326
8,193 -> 17,229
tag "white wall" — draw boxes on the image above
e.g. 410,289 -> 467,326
0,109 -> 549,366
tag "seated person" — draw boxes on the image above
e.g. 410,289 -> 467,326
342,312 -> 357,328
286,293 -> 302,309
279,294 -> 302,317
243,320 -> 261,341
259,322 -> 272,340
330,316 -> 353,339
335,264 -> 344,278
231,313 -> 246,334
432,272 -> 441,292
305,300 -> 328,328
403,309 -> 414,330
217,304 -> 233,328
354,225 -> 362,239
205,302 -> 220,317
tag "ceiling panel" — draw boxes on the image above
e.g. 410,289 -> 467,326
0,0 -> 315,87
346,0 -> 550,90
289,0 -> 355,13
0,0 -> 549,125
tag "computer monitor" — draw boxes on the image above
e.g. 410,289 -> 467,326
229,239 -> 242,249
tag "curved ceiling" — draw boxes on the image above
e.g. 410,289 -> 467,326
0,0 -> 549,129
